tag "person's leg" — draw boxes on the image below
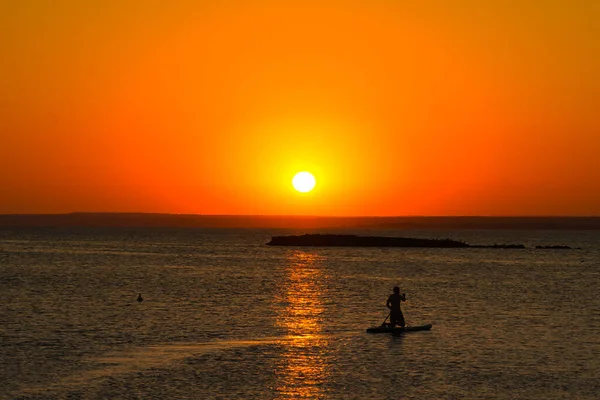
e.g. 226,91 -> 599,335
390,312 -> 399,327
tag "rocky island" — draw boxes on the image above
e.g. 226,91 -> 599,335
266,234 -> 527,248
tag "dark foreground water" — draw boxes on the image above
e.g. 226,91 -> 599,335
1,228 -> 599,399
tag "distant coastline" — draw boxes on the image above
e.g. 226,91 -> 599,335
267,234 -> 580,249
0,213 -> 599,230
267,234 -> 527,248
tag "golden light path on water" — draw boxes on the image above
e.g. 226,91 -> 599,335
275,251 -> 330,398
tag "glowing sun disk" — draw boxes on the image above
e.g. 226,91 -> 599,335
292,172 -> 316,193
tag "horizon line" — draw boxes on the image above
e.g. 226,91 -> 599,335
1,212 -> 599,218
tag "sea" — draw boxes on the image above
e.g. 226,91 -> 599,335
0,227 -> 598,399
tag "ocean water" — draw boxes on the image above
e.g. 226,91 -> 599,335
0,227 -> 599,399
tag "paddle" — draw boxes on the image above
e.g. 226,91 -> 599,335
381,312 -> 391,327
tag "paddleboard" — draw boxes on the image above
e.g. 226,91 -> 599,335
366,324 -> 432,334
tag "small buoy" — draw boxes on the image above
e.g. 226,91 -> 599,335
137,293 -> 143,302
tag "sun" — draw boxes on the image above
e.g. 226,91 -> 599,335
292,171 -> 316,193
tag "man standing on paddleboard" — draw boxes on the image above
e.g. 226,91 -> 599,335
386,286 -> 406,327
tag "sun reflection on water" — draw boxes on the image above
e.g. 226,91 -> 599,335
274,251 -> 330,398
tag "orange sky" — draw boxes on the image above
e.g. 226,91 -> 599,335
1,0 -> 599,216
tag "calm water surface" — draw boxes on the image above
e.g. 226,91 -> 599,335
0,228 -> 599,399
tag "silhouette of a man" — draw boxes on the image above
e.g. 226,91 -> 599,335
386,286 -> 406,327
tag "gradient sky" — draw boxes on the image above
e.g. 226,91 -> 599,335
1,0 -> 599,216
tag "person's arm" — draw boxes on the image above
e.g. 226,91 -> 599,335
386,296 -> 392,309
400,293 -> 406,301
